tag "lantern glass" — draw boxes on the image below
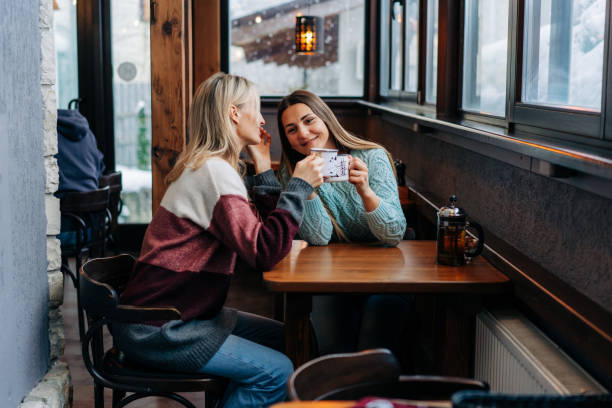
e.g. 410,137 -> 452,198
295,16 -> 324,54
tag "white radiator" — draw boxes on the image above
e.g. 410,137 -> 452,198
474,308 -> 606,395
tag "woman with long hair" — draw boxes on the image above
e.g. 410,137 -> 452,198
277,89 -> 411,357
113,73 -> 324,408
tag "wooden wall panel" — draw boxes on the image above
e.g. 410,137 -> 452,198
192,1 -> 221,93
150,0 -> 190,212
150,0 -> 220,212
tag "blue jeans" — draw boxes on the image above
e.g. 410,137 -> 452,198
198,311 -> 293,408
311,294 -> 413,356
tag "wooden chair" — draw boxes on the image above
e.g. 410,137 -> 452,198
80,254 -> 227,408
98,171 -> 123,252
288,348 -> 489,402
451,390 -> 612,407
60,186 -> 110,339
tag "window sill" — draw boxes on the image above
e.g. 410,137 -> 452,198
359,100 -> 612,199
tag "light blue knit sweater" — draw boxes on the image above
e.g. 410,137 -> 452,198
281,148 -> 406,246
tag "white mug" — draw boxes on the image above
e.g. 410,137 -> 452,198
326,154 -> 349,182
310,148 -> 338,177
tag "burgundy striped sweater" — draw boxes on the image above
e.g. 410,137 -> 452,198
120,158 -> 313,323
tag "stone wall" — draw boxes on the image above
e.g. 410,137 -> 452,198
17,0 -> 72,406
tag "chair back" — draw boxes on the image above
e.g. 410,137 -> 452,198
60,186 -> 110,257
451,390 -> 612,407
80,254 -> 181,324
98,172 -> 122,246
79,255 -> 227,407
288,348 -> 402,401
79,255 -> 181,387
328,375 -> 489,401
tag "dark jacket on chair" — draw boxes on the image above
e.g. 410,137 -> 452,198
56,109 -> 105,197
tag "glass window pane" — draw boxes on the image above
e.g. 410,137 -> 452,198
390,0 -> 404,91
229,0 -> 365,96
111,0 -> 153,223
462,0 -> 509,117
404,0 -> 419,92
425,0 -> 438,104
53,0 -> 79,110
522,0 -> 604,111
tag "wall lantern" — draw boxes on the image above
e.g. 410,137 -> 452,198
295,15 -> 324,55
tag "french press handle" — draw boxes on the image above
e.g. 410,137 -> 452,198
465,221 -> 484,259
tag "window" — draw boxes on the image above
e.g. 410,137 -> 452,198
511,0 -> 606,139
53,0 -> 79,110
521,0 -> 604,111
229,0 -> 365,97
404,0 -> 419,92
425,0 -> 438,104
378,0 -> 611,146
388,0 -> 419,92
381,0 -> 436,104
111,0 -> 153,223
462,0 -> 509,117
390,0 -> 404,91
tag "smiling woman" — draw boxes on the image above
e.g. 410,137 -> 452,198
275,89 -> 411,358
281,103 -> 335,154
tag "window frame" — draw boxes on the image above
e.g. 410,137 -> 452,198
76,0 -> 115,171
507,0 -> 610,143
456,0 -> 512,128
380,0 -> 431,106
378,0 -> 612,149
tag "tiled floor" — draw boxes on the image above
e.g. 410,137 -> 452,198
59,259 -> 277,407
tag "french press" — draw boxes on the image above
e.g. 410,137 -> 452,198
436,195 -> 484,266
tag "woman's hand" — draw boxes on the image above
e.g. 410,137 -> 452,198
246,128 -> 272,174
293,155 -> 324,189
348,155 -> 380,212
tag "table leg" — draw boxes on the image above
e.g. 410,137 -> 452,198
435,295 -> 481,377
284,293 -> 312,367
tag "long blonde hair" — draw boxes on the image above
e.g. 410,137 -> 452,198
166,72 -> 256,185
277,90 -> 396,242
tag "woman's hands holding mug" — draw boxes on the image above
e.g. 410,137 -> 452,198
246,128 -> 272,174
294,154 -> 324,189
348,155 -> 380,212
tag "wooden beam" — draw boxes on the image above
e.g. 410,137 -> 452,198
192,1 -> 221,93
436,0 -> 460,119
149,0 -> 190,212
365,0 -> 379,101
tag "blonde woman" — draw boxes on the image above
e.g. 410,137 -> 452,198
277,90 -> 411,357
114,73 -> 323,408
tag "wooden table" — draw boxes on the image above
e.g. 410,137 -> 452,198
263,240 -> 510,375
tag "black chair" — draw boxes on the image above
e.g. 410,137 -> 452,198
60,186 -> 110,339
288,348 -> 489,402
80,254 -> 227,408
451,390 -> 612,407
98,171 -> 123,251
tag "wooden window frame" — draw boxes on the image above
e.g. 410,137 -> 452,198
380,0 -> 430,105
379,0 -> 612,149
456,0 -> 511,128
457,0 -> 612,146
507,0 -> 610,146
